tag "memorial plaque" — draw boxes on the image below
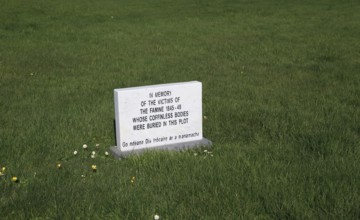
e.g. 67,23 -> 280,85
111,81 -> 211,158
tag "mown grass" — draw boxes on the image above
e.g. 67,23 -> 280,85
1,0 -> 359,219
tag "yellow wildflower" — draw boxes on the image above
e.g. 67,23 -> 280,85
131,176 -> 136,184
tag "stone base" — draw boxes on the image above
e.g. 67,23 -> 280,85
110,138 -> 212,159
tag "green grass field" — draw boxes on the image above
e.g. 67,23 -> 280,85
1,0 -> 359,219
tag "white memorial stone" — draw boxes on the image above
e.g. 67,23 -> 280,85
111,81 -> 211,158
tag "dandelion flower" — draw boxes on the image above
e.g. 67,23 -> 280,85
91,165 -> 97,172
91,154 -> 95,159
83,144 -> 88,149
57,163 -> 62,169
131,176 -> 136,184
1,166 -> 5,172
11,176 -> 18,182
105,151 -> 109,156
154,214 -> 160,220
204,149 -> 208,153
91,151 -> 96,155
73,150 -> 78,155
95,144 -> 100,147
